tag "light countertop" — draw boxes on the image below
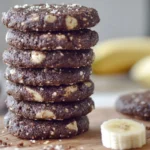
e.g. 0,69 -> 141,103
92,74 -> 144,107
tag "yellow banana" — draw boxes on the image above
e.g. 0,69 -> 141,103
93,38 -> 150,74
130,56 -> 150,87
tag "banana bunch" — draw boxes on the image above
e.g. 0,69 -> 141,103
101,119 -> 146,149
93,38 -> 150,74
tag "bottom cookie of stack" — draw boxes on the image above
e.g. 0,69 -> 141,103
4,111 -> 89,140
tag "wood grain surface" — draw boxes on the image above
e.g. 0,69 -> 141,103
1,108 -> 150,150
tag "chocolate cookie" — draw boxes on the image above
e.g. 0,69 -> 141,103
5,67 -> 91,86
6,96 -> 94,120
3,48 -> 94,68
116,90 -> 150,120
2,4 -> 100,32
4,111 -> 89,139
6,29 -> 98,50
6,80 -> 94,102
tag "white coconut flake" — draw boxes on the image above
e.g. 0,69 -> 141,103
45,3 -> 49,8
51,9 -> 58,14
14,5 -> 20,9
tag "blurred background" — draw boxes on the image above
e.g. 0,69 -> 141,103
0,0 -> 150,113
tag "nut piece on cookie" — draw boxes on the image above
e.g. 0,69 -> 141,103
31,51 -> 46,64
66,121 -> 78,132
44,14 -> 57,23
84,82 -> 92,87
64,86 -> 78,97
29,13 -> 39,22
26,87 -> 43,102
65,16 -> 78,30
36,110 -> 56,119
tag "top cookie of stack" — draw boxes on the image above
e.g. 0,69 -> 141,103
2,3 -> 99,32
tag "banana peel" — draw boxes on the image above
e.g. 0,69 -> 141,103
93,38 -> 150,74
130,56 -> 150,87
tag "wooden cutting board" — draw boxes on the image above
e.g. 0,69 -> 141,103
1,108 -> 150,150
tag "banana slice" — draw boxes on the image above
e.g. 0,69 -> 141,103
101,119 -> 146,149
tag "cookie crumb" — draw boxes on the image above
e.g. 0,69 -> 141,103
1,130 -> 5,134
30,140 -> 36,144
42,144 -> 64,150
43,141 -> 50,145
17,142 -> 24,147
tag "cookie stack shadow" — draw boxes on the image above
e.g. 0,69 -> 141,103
2,4 -> 100,139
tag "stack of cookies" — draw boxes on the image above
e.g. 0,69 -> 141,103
2,4 -> 100,139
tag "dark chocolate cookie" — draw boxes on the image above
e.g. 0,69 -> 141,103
6,29 -> 98,50
3,48 -> 94,68
6,96 -> 94,120
116,90 -> 150,120
5,67 -> 91,86
2,4 -> 100,32
4,111 -> 89,139
6,80 -> 94,102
